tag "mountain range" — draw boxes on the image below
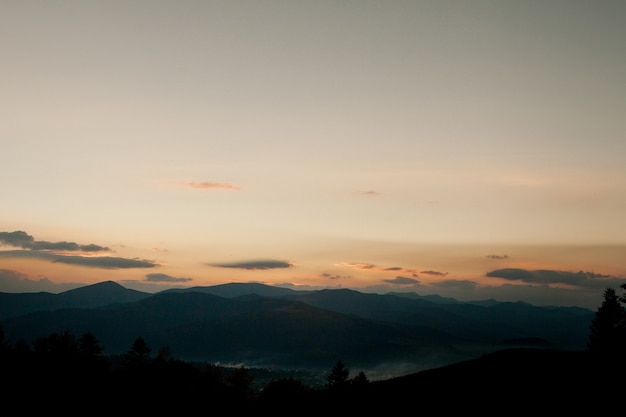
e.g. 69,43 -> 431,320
0,281 -> 596,379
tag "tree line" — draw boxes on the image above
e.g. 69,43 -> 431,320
0,325 -> 369,412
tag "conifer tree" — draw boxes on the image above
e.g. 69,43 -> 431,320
326,359 -> 350,390
351,370 -> 369,386
78,331 -> 104,360
123,336 -> 152,367
587,287 -> 626,359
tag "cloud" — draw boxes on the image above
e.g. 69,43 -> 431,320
208,259 -> 293,270
485,268 -> 624,290
0,269 -> 83,293
420,270 -> 448,277
0,250 -> 158,269
52,256 -> 158,269
145,273 -> 192,283
321,272 -> 351,281
486,254 -> 509,260
384,276 -> 420,285
0,248 -> 158,269
337,262 -> 378,270
338,262 -> 420,276
181,181 -> 240,190
0,231 -> 159,269
0,231 -> 33,247
0,230 -> 108,252
0,250 -> 59,261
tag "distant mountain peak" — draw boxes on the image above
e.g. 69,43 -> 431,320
159,281 -> 300,298
58,280 -> 150,306
61,280 -> 125,293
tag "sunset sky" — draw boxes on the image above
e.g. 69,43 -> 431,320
1,1 -> 625,310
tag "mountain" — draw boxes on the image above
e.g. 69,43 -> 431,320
283,287 -> 592,348
0,280 -> 150,320
0,280 -> 596,377
0,291 -> 469,370
160,282 -> 303,298
57,280 -> 150,306
161,283 -> 594,348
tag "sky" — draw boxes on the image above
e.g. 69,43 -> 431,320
1,0 -> 625,310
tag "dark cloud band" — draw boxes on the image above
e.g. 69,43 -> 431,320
0,250 -> 157,269
145,273 -> 192,283
52,256 -> 157,269
383,276 -> 420,285
0,230 -> 108,252
208,259 -> 293,270
485,268 -> 622,290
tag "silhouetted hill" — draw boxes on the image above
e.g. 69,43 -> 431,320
0,280 -> 597,378
1,291 -> 471,371
0,280 -> 150,320
386,291 -> 461,304
364,347 -> 616,411
58,280 -> 150,306
0,291 -> 58,321
283,287 -> 593,349
160,282 -> 303,298
160,282 -> 593,349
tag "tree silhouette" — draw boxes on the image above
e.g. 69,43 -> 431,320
78,331 -> 104,360
351,370 -> 369,386
156,345 -> 174,362
123,336 -> 152,368
620,283 -> 626,304
587,286 -> 626,359
32,329 -> 79,358
326,359 -> 350,390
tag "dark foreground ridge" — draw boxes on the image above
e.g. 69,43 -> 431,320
0,336 -> 619,415
368,347 -> 617,409
1,283 -> 624,414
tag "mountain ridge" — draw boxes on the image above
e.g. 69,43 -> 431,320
0,280 -> 596,378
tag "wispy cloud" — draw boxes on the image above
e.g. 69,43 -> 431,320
338,262 -> 419,276
0,231 -> 108,252
0,231 -> 158,269
485,268 -> 624,290
208,259 -> 293,270
0,250 -> 61,261
486,254 -> 509,260
180,181 -> 240,190
321,272 -> 351,281
145,273 -> 192,283
338,262 -> 378,270
53,256 -> 158,269
359,190 -> 380,196
383,276 -> 420,285
420,270 -> 448,277
0,250 -> 158,269
0,269 -> 83,293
